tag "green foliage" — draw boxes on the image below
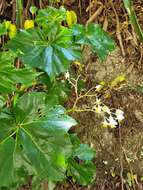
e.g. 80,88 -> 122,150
68,134 -> 96,185
30,6 -> 38,15
0,5 -> 116,189
0,23 -> 7,36
123,0 -> 143,42
0,138 -> 15,187
47,81 -> 71,104
68,159 -> 96,185
36,6 -> 66,29
72,23 -> 115,60
0,51 -> 38,93
0,92 -> 75,186
7,6 -> 115,79
7,27 -> 81,80
0,96 -> 6,109
0,92 -> 95,188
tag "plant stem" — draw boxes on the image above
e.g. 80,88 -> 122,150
16,0 -> 23,28
123,0 -> 143,42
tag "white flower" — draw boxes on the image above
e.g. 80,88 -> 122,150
116,109 -> 124,115
107,116 -> 118,128
102,117 -> 117,128
95,84 -> 102,92
103,160 -> 108,165
102,106 -> 111,114
64,71 -> 70,79
115,109 -> 124,121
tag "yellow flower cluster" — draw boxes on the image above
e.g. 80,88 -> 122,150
4,21 -> 17,39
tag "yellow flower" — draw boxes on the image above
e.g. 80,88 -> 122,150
4,21 -> 11,30
8,24 -> 17,39
66,10 -> 77,27
24,20 -> 34,30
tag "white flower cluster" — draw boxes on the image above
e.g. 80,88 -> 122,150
93,98 -> 124,128
64,71 -> 70,80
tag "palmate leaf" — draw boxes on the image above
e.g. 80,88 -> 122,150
0,118 -> 15,141
0,137 -> 15,187
6,27 -> 81,79
72,23 -> 116,60
0,92 -> 77,187
0,51 -> 38,93
68,134 -> 96,185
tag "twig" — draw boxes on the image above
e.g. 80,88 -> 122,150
12,0 -> 16,23
39,0 -> 42,9
123,0 -> 143,42
25,0 -> 31,19
86,0 -> 97,12
78,0 -> 82,17
68,75 -> 81,109
89,0 -> 92,17
103,16 -> 108,31
110,1 -> 125,56
68,75 -> 99,109
119,126 -> 124,190
138,44 -> 143,68
86,3 -> 104,24
66,108 -> 96,114
123,148 -> 136,190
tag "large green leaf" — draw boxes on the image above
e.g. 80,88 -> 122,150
72,23 -> 115,60
0,138 -> 15,187
17,127 -> 68,181
15,93 -> 76,181
68,159 -> 96,186
0,119 -> 15,141
0,92 -> 77,187
14,92 -> 77,135
0,51 -> 38,93
6,27 -> 81,79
